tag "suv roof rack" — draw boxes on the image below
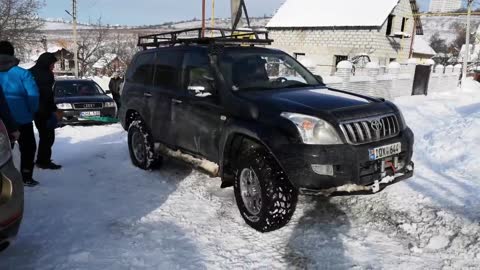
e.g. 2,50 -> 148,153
137,27 -> 273,50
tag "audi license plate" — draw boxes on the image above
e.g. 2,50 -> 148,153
80,111 -> 100,117
369,142 -> 401,161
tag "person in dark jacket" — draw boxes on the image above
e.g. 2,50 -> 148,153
30,52 -> 62,170
0,41 -> 40,186
108,72 -> 122,109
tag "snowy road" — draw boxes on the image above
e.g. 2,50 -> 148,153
1,83 -> 480,269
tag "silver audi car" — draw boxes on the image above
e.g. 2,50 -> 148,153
0,118 -> 23,252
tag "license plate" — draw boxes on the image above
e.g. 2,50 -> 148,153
80,111 -> 101,117
369,143 -> 401,161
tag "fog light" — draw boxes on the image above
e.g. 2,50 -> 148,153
311,164 -> 334,176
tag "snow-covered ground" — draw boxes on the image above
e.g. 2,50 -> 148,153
1,81 -> 480,269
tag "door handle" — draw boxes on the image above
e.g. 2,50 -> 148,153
144,92 -> 152,97
172,98 -> 183,105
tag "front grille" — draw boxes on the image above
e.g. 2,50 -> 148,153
339,114 -> 400,145
73,103 -> 103,110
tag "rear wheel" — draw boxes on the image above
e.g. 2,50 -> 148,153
233,143 -> 298,232
128,119 -> 162,170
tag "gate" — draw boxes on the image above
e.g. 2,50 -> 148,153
412,65 -> 432,95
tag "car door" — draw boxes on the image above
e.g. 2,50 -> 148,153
125,52 -> 156,129
171,49 -> 225,162
147,49 -> 183,146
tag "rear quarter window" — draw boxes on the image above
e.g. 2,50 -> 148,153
153,50 -> 182,91
127,52 -> 155,85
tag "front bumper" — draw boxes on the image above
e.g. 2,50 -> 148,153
274,127 -> 415,195
0,160 -> 24,251
59,107 -> 117,125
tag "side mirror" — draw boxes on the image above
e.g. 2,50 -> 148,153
106,90 -> 112,95
315,75 -> 324,85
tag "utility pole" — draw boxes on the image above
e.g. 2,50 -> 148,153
201,0 -> 206,37
72,0 -> 79,78
462,0 -> 474,88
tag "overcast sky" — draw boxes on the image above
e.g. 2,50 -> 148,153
40,0 -> 431,26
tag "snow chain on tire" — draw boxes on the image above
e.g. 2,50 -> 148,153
128,119 -> 161,170
234,144 -> 298,232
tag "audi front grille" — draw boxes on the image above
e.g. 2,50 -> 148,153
73,103 -> 103,110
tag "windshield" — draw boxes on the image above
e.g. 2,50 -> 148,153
219,49 -> 322,92
54,81 -> 105,97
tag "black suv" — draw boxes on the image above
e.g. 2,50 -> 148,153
119,29 -> 414,232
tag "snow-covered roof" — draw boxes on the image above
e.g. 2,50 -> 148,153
413,36 -> 436,56
267,0 -> 400,28
93,53 -> 119,69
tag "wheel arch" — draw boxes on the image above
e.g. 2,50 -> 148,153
219,122 -> 290,188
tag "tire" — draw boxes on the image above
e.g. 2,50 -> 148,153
127,119 -> 162,170
233,143 -> 298,232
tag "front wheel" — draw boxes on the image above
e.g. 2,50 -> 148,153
233,144 -> 298,232
128,119 -> 162,170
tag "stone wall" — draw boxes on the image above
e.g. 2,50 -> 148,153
268,0 -> 415,77
320,61 -> 461,99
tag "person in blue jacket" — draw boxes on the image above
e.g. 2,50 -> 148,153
0,41 -> 40,187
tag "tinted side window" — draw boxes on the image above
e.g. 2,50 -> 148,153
153,51 -> 181,90
129,53 -> 155,85
183,51 -> 216,98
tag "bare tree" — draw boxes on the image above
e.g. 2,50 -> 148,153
430,32 -> 448,53
110,32 -> 138,67
0,0 -> 44,58
449,21 -> 479,56
76,19 -> 109,76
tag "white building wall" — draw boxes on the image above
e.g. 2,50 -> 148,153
429,0 -> 462,13
267,0 -> 414,77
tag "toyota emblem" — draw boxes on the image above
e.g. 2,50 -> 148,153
370,119 -> 383,132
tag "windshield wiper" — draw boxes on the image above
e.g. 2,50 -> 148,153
283,83 -> 310,89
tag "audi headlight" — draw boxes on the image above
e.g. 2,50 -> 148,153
104,102 -> 116,108
57,103 -> 73,110
281,112 -> 342,145
0,120 -> 12,167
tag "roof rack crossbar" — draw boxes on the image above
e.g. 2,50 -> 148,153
137,27 -> 272,49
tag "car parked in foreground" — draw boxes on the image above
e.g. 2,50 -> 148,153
0,119 -> 23,252
120,28 -> 414,232
54,79 -> 117,125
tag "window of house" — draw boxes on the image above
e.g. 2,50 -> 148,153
401,18 -> 408,32
293,52 -> 306,59
386,15 -> 395,36
334,55 -> 348,67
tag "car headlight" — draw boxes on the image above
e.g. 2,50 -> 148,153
281,112 -> 342,145
0,120 -> 12,167
57,103 -> 73,110
104,102 -> 116,108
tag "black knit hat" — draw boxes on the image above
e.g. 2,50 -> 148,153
0,41 -> 14,56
